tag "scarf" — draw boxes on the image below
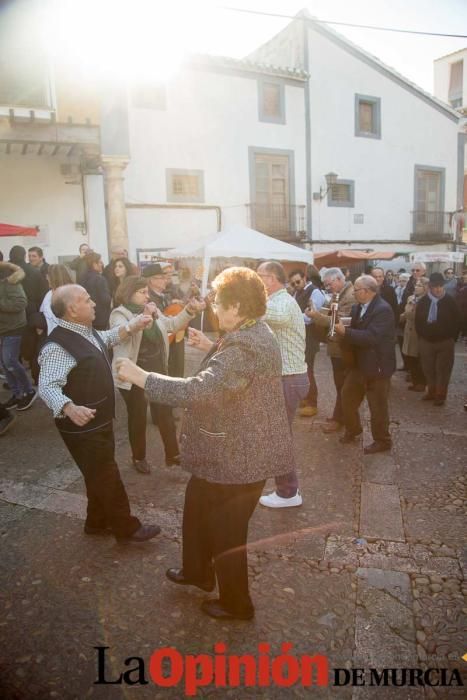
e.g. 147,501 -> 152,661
124,303 -> 164,345
426,291 -> 444,324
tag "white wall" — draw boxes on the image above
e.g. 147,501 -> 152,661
125,66 -> 307,253
434,50 -> 467,109
0,154 -> 87,262
308,28 -> 460,245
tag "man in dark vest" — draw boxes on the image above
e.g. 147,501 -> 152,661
335,275 -> 396,455
38,284 -> 160,543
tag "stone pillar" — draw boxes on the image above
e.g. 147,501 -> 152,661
101,155 -> 129,256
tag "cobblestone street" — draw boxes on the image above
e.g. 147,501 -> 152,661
0,342 -> 466,699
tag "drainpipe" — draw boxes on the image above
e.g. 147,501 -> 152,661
125,202 -> 222,232
303,19 -> 312,244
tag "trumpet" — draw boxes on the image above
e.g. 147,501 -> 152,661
328,293 -> 340,338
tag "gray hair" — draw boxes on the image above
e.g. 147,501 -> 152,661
399,273 -> 410,282
51,284 -> 83,318
322,267 -> 345,282
257,261 -> 286,284
355,274 -> 378,293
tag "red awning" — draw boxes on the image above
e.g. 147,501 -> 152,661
313,249 -> 397,268
0,223 -> 38,237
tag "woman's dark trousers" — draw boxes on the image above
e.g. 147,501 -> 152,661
182,476 -> 265,615
119,385 -> 147,461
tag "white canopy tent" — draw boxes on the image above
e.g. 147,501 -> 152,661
166,224 -> 313,293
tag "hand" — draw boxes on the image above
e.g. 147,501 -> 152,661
304,307 -> 318,319
36,328 -> 44,335
187,327 -> 214,352
63,402 -> 96,426
116,358 -> 149,388
130,314 -> 153,333
334,321 -> 346,337
186,298 -> 206,314
143,302 -> 158,318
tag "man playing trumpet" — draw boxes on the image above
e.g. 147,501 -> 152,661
305,268 -> 355,433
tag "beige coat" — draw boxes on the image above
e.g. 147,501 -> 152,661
312,281 -> 355,357
109,305 -> 194,389
401,296 -> 419,357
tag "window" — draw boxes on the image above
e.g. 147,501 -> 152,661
258,79 -> 285,124
328,180 -> 355,208
0,45 -> 50,108
355,94 -> 381,139
131,84 -> 167,110
166,169 -> 204,203
448,61 -> 463,109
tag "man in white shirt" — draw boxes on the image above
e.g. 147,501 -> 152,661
256,261 -> 309,508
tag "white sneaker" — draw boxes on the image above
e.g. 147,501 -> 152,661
259,491 -> 303,508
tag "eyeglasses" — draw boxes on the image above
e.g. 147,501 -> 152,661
353,286 -> 366,292
411,268 -> 422,272
290,280 -> 302,287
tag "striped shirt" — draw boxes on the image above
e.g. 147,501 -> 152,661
264,288 -> 307,376
38,319 -> 120,418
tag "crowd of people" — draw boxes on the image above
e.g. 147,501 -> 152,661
0,241 -> 465,620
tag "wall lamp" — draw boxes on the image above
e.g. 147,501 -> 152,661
313,171 -> 339,201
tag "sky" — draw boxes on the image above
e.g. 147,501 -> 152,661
6,0 -> 467,94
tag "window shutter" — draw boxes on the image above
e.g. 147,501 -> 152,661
262,83 -> 281,118
448,61 -> 463,105
359,101 -> 374,133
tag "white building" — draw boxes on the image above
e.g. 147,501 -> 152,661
0,8 -> 463,264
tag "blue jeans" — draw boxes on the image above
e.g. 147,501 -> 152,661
275,372 -> 310,498
0,334 -> 33,398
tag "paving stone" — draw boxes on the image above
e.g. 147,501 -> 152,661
361,455 -> 396,485
360,484 -> 404,542
354,568 -> 416,667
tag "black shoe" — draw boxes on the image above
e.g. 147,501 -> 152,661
165,455 -> 181,466
201,599 -> 254,621
166,567 -> 215,592
339,432 -> 362,444
363,441 -> 391,455
433,397 -> 446,406
16,391 -> 38,411
116,524 -> 161,544
2,395 -> 19,410
84,524 -> 113,536
0,413 -> 16,435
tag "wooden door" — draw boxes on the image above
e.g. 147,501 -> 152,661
254,154 -> 290,236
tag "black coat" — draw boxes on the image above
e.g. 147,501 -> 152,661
415,294 -> 460,342
344,295 -> 396,379
81,270 -> 111,330
379,282 -> 399,325
10,261 -> 47,317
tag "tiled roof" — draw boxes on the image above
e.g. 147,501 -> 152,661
187,53 -> 309,81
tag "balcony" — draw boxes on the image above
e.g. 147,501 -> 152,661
246,203 -> 307,242
410,211 -> 454,243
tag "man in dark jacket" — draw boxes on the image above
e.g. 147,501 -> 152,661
69,243 -> 91,283
28,246 -> 50,280
370,267 -> 399,324
81,252 -> 111,330
415,272 -> 460,405
335,275 -> 396,454
9,245 -> 48,385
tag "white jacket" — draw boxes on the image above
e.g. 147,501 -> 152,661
109,304 -> 193,389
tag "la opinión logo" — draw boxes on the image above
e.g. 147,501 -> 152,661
95,645 -> 464,696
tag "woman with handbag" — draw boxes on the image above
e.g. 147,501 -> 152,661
116,267 -> 293,620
